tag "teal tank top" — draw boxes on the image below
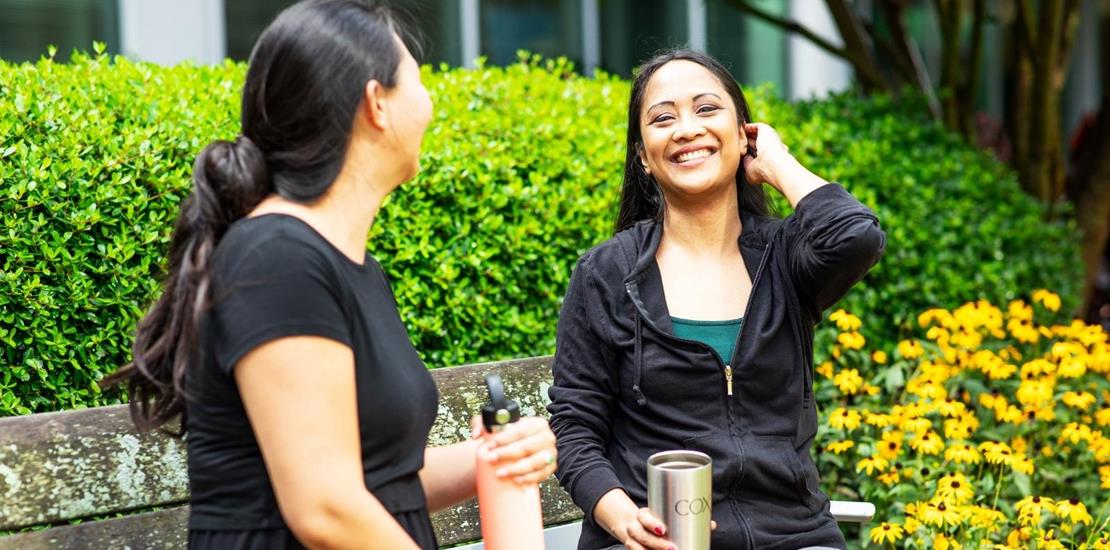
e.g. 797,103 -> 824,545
670,317 -> 744,365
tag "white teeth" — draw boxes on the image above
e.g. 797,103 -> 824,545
675,149 -> 712,163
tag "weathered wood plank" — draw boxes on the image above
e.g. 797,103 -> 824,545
0,407 -> 189,531
0,356 -> 571,534
0,508 -> 189,550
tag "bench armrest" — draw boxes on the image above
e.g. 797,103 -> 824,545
829,500 -> 875,523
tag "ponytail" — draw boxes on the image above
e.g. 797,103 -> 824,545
101,0 -> 407,432
101,136 -> 268,431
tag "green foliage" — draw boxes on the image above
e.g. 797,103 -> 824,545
754,90 -> 1083,359
0,51 -> 1080,416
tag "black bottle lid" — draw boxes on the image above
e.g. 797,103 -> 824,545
481,374 -> 520,431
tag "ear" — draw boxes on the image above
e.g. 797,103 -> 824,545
636,144 -> 651,175
362,79 -> 388,132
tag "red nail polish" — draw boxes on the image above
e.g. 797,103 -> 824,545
654,526 -> 664,536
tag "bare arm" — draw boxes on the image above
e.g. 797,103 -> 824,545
235,336 -> 420,550
421,438 -> 480,512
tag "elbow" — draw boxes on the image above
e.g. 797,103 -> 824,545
282,496 -> 356,549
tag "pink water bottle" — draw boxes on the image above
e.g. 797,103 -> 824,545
476,374 -> 546,550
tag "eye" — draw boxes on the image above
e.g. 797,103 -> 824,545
697,104 -> 720,114
650,113 -> 675,124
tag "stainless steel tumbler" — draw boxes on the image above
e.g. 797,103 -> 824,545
647,450 -> 712,550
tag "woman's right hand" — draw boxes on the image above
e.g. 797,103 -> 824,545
612,507 -> 674,550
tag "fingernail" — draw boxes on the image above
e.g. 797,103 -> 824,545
495,468 -> 507,477
654,526 -> 664,536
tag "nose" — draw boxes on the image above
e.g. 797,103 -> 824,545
672,114 -> 706,142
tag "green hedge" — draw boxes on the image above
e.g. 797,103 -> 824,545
0,50 -> 1081,416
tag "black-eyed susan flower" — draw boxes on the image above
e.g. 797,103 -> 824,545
1095,406 -> 1110,427
871,350 -> 888,364
837,330 -> 866,350
877,467 -> 901,486
878,430 -> 903,460
865,411 -> 896,428
1039,528 -> 1065,550
868,521 -> 904,544
824,440 -> 854,454
944,442 -> 981,464
1092,535 -> 1110,550
1032,289 -> 1061,312
1060,422 -> 1094,445
1053,497 -> 1092,525
1009,453 -> 1034,475
1062,391 -> 1096,410
829,407 -> 861,430
856,455 -> 889,476
1015,495 -> 1054,525
816,360 -> 834,379
935,472 -> 973,504
919,500 -> 963,528
910,431 -> 944,455
1099,465 -> 1110,489
829,309 -> 861,331
833,368 -> 864,395
980,441 -> 1014,465
932,533 -> 962,550
897,339 -> 924,359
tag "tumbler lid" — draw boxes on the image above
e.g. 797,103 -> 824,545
481,374 -> 520,430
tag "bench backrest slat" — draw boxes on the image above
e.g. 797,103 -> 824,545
0,356 -> 565,539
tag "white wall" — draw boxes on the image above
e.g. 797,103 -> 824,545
119,0 -> 225,65
788,0 -> 853,100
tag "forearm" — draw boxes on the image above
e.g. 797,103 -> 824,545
286,489 -> 419,550
593,487 -> 640,541
420,439 -> 481,512
765,150 -> 828,208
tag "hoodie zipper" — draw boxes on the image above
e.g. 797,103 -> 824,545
723,242 -> 771,397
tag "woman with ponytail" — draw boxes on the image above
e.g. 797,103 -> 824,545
102,2 -> 556,548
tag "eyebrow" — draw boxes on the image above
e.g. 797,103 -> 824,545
645,93 -> 725,115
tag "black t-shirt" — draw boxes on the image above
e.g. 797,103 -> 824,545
184,214 -> 439,549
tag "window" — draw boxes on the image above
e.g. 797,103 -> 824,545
480,0 -> 582,67
598,0 -> 686,76
0,0 -> 120,62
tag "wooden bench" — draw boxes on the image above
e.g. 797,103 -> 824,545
0,356 -> 873,549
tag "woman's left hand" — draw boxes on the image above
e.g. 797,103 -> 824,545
741,122 -> 794,188
477,416 -> 558,485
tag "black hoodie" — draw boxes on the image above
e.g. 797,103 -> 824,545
548,184 -> 885,550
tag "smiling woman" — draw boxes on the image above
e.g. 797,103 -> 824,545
548,49 -> 886,550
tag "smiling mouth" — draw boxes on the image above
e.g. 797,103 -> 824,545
671,147 -> 717,164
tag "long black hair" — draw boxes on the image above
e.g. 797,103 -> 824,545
102,0 -> 412,431
615,49 -> 772,233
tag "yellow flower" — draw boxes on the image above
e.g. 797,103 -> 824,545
933,533 -> 962,550
878,430 -> 903,460
831,345 -> 841,359
919,500 -> 963,528
910,431 -> 944,455
1093,534 -> 1110,550
1010,453 -> 1035,475
829,408 -> 862,430
966,505 -> 1006,533
1039,528 -> 1065,550
980,441 -> 1015,465
1054,497 -> 1092,525
1010,436 -> 1027,454
877,468 -> 901,486
824,440 -> 854,454
1061,422 -> 1094,445
1061,392 -> 1094,413
856,455 -> 889,476
816,361 -> 834,379
1100,465 -> 1110,489
897,339 -> 924,359
837,331 -> 866,350
871,350 -> 888,364
865,412 -> 896,428
869,522 -> 904,544
944,442 -> 982,464
1097,406 -> 1110,427
829,309 -> 862,331
832,368 -> 864,395
981,359 -> 1017,380
1032,289 -> 1061,312
1015,495 -> 1054,526
935,472 -> 973,504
